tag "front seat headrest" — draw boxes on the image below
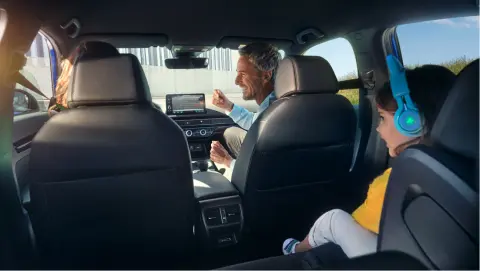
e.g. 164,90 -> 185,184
274,55 -> 339,98
431,59 -> 479,159
79,41 -> 120,60
68,54 -> 152,108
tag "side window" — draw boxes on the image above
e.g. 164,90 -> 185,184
397,15 -> 479,74
14,32 -> 53,115
303,38 -> 359,105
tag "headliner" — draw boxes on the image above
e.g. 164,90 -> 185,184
4,0 -> 479,46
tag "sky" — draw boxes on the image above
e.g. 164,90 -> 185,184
304,15 -> 479,79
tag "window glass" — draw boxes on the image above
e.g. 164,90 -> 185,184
304,38 -> 359,104
119,47 -> 239,98
14,32 -> 53,115
118,47 -> 284,107
397,15 -> 479,74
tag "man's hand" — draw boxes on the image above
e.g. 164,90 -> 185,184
212,89 -> 234,111
210,141 -> 233,168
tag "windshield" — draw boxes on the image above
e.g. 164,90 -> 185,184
118,47 -> 244,105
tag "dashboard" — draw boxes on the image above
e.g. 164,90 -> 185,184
163,93 -> 239,159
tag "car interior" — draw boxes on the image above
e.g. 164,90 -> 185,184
0,0 -> 478,269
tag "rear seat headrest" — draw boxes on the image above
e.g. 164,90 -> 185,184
431,59 -> 479,159
274,55 -> 339,98
68,54 -> 152,108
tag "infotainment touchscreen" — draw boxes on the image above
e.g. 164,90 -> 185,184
166,94 -> 206,115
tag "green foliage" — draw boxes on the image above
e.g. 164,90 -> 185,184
338,72 -> 360,105
338,89 -> 360,105
405,56 -> 474,75
337,56 -> 475,105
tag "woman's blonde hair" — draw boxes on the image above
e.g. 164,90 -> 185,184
51,42 -> 118,109
55,58 -> 74,107
53,44 -> 85,107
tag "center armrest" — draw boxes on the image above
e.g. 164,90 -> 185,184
193,171 -> 239,201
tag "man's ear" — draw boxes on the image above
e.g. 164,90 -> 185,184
263,70 -> 273,83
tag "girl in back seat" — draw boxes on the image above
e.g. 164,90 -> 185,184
282,57 -> 456,258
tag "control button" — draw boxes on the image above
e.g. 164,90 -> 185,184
200,129 -> 207,136
216,233 -> 236,246
220,208 -> 227,224
185,130 -> 193,137
188,143 -> 203,152
218,237 -> 232,244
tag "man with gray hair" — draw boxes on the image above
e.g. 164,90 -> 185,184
210,42 -> 281,169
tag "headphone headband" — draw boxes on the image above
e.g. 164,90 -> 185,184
386,55 -> 422,137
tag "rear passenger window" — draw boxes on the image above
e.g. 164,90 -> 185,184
303,38 -> 359,105
397,15 -> 479,74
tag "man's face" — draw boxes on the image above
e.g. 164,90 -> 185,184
235,56 -> 264,100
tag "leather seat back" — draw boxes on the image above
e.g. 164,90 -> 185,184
232,56 -> 357,244
28,54 -> 194,269
378,60 -> 479,270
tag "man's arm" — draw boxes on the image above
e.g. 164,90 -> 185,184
212,89 -> 257,130
227,104 -> 257,130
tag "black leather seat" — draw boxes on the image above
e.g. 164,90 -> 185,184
27,54 -> 195,269
378,59 -> 479,270
231,56 -> 357,251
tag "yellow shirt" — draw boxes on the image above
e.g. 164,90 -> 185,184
352,168 -> 392,234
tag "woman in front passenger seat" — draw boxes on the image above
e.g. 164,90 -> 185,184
47,46 -> 80,116
282,58 -> 456,258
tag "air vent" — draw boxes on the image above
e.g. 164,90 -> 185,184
175,120 -> 186,126
198,119 -> 212,125
224,205 -> 241,223
204,208 -> 222,226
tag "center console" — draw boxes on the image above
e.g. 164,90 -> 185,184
166,94 -> 235,160
165,94 -> 243,250
193,167 -> 243,249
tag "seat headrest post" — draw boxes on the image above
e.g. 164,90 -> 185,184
68,54 -> 152,108
431,59 -> 479,160
274,55 -> 339,98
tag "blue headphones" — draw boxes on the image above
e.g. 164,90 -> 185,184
386,55 -> 423,137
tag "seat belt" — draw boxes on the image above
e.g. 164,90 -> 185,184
15,72 -> 49,99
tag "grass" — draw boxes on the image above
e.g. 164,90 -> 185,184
406,56 -> 475,75
338,72 -> 360,105
338,89 -> 360,105
337,56 -> 475,105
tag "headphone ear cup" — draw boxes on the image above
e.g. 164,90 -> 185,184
395,107 -> 422,137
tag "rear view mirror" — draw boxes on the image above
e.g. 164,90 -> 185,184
165,57 -> 208,69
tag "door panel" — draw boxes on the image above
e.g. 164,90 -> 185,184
12,112 -> 49,193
